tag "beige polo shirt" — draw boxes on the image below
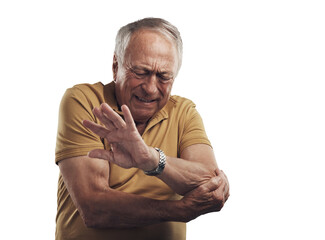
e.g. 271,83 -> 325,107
55,81 -> 211,240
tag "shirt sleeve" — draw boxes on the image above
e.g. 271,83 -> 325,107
55,87 -> 104,164
178,100 -> 212,154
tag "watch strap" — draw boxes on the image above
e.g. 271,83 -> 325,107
143,148 -> 166,176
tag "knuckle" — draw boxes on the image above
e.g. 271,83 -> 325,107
215,194 -> 223,203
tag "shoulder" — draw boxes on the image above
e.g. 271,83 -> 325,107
169,95 -> 196,108
66,82 -> 104,98
166,95 -> 197,114
162,95 -> 198,123
62,82 -> 105,108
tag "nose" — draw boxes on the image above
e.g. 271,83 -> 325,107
142,74 -> 158,96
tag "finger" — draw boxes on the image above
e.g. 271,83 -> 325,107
215,173 -> 229,200
215,169 -> 229,191
121,105 -> 137,129
222,180 -> 227,197
220,170 -> 230,196
225,191 -> 230,202
101,103 -> 125,129
93,107 -> 116,131
215,168 -> 222,176
203,176 -> 222,192
220,170 -> 229,183
224,179 -> 229,196
214,180 -> 226,202
88,149 -> 114,162
83,120 -> 111,139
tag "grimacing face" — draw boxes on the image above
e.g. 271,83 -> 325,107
114,29 -> 179,124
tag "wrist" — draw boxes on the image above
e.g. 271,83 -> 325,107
143,148 -> 166,176
139,147 -> 160,171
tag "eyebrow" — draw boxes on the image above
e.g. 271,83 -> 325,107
131,66 -> 174,76
130,66 -> 149,72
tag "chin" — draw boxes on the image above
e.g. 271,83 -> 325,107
132,109 -> 156,123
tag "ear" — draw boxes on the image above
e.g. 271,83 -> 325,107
112,54 -> 118,82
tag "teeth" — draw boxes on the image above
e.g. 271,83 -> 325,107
136,96 -> 154,103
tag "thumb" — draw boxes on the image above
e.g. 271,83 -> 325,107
88,149 -> 113,161
203,176 -> 222,192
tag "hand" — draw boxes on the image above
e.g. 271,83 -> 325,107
181,169 -> 230,221
83,103 -> 158,171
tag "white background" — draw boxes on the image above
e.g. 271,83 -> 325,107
1,0 -> 324,239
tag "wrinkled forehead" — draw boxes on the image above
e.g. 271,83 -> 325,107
124,29 -> 179,72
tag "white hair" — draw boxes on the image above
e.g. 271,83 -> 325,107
114,17 -> 183,74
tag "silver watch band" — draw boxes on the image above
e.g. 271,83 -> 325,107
143,148 -> 166,176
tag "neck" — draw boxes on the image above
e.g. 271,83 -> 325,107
136,122 -> 148,135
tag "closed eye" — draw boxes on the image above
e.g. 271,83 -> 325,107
157,73 -> 173,81
131,69 -> 149,78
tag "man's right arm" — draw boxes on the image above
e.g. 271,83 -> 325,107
58,155 -> 225,229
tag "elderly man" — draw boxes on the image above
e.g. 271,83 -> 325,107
55,18 -> 229,240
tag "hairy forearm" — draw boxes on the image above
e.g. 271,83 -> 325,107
144,144 -> 218,195
59,154 -> 227,230
156,156 -> 216,195
80,176 -> 226,229
81,188 -> 189,229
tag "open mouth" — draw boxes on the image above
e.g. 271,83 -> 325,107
135,95 -> 156,103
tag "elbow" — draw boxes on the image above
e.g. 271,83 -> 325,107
82,211 -> 99,228
80,204 -> 113,229
77,192 -> 112,229
81,209 -> 122,229
77,189 -> 125,229
84,219 -> 104,229
78,201 -> 101,228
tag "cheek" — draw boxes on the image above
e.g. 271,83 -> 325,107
118,74 -> 140,93
158,83 -> 173,105
162,82 -> 173,96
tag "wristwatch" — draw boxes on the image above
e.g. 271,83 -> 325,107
143,148 -> 166,176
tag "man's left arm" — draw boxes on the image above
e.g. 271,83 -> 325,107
83,103 -> 229,197
156,143 -> 228,195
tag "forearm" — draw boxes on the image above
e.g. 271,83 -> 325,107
147,144 -> 218,195
59,153 -> 227,230
81,175 -> 226,229
156,156 -> 215,195
81,188 -> 188,228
